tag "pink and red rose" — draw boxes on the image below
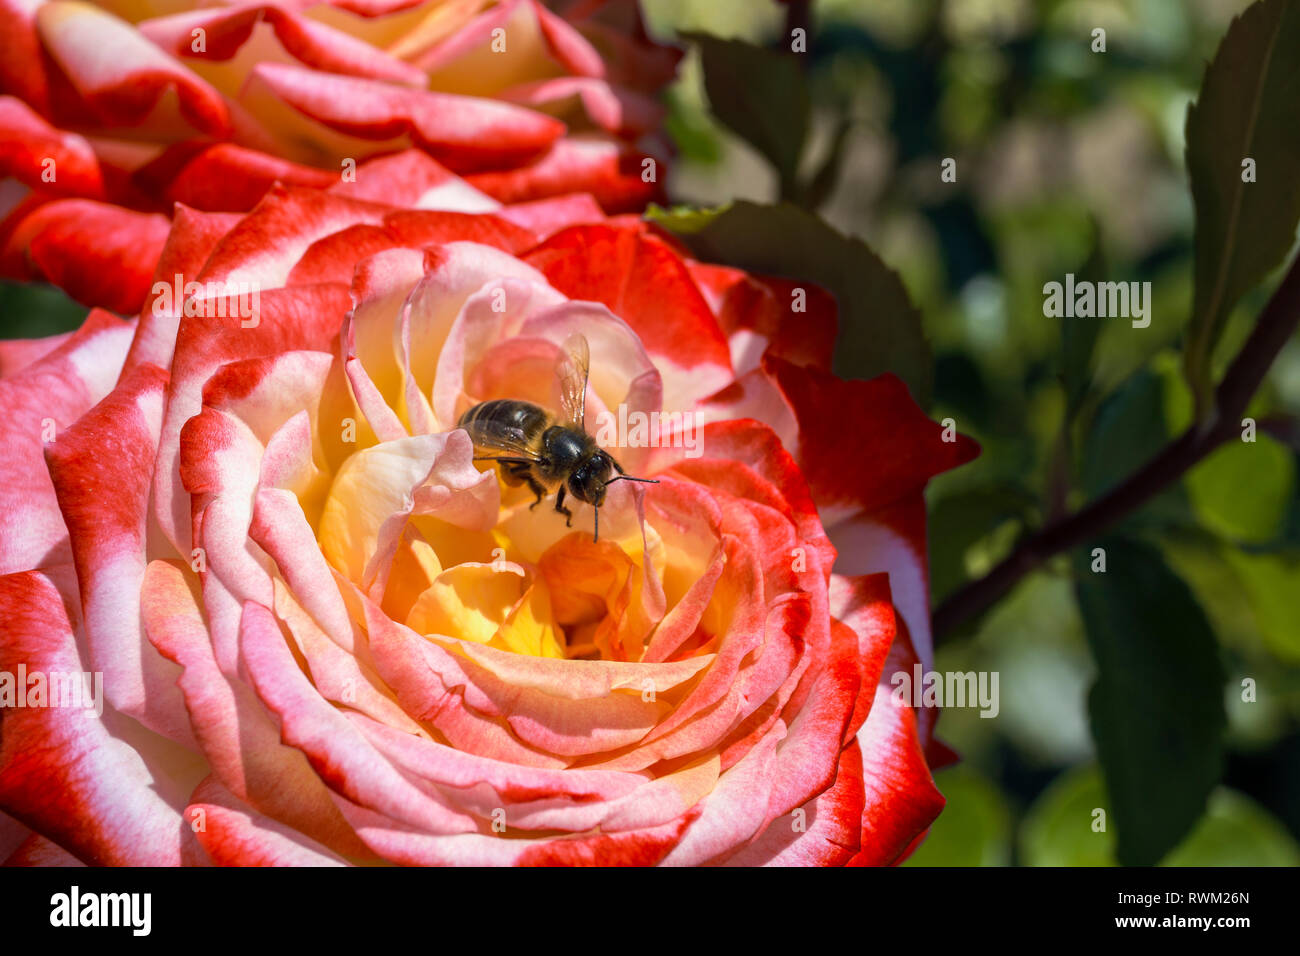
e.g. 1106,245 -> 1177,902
0,0 -> 678,314
0,180 -> 975,866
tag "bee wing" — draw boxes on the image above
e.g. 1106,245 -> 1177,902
556,332 -> 590,432
461,416 -> 544,462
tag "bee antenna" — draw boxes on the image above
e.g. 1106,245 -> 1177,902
594,476 -> 656,543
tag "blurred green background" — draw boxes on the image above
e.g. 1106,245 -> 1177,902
2,0 -> 1296,866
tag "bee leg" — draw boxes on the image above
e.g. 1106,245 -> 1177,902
554,486 -> 573,527
526,478 -> 546,510
498,462 -> 527,487
499,461 -> 545,509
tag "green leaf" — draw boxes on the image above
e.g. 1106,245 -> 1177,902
685,33 -> 810,197
643,202 -> 726,236
928,485 -> 1037,602
1159,532 -> 1270,655
1082,370 -> 1165,498
1080,369 -> 1181,518
647,201 -> 933,404
1162,788 -> 1300,866
0,280 -> 87,339
1183,0 -> 1300,409
1021,771 -> 1299,866
662,88 -> 722,165
1073,537 -> 1227,866
1185,433 -> 1295,543
1221,548 -> 1300,662
1078,355 -> 1195,531
799,114 -> 854,211
1019,764 -> 1115,866
903,767 -> 1012,866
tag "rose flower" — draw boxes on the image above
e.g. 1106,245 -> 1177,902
0,0 -> 677,314
0,180 -> 975,866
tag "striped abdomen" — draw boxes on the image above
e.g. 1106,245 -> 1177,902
458,399 -> 552,456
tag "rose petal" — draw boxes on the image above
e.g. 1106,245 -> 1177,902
5,199 -> 169,313
723,740 -> 865,866
5,834 -> 87,867
138,141 -> 338,213
142,559 -> 372,859
328,149 -> 498,210
126,204 -> 243,376
466,133 -> 662,213
524,221 -> 733,410
46,362 -> 197,749
141,4 -> 427,86
0,309 -> 133,576
36,1 -> 230,135
0,569 -> 204,866
0,95 -> 104,198
246,61 -> 564,172
847,679 -> 946,866
186,776 -> 349,866
0,329 -> 71,380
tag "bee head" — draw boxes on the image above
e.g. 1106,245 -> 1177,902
568,449 -> 615,506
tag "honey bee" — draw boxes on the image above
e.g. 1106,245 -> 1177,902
457,333 -> 658,542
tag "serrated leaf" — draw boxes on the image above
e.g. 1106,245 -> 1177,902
1073,537 -> 1227,866
647,201 -> 933,404
1184,0 -> 1300,406
686,33 -> 810,196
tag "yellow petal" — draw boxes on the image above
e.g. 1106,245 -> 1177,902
407,561 -> 525,645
